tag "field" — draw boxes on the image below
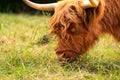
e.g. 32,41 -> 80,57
0,13 -> 120,80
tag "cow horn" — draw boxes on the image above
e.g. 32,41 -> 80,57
82,0 -> 99,8
23,0 -> 58,11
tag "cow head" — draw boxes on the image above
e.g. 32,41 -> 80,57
23,0 -> 105,61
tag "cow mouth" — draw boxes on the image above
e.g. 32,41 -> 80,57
56,49 -> 78,61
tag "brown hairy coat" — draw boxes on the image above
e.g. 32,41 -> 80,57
50,0 -> 120,61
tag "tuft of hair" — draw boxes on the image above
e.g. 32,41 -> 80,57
50,0 -> 105,39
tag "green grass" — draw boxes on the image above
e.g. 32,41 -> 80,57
0,13 -> 120,80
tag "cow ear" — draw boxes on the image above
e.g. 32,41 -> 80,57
95,1 -> 105,20
84,0 -> 105,25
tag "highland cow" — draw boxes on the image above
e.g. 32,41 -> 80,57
23,0 -> 120,61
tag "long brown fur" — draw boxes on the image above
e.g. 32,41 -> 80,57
50,0 -> 120,61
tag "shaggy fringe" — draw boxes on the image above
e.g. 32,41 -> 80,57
50,0 -> 105,40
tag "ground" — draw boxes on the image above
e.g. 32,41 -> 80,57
0,13 -> 120,80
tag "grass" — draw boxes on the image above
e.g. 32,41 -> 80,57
0,13 -> 120,80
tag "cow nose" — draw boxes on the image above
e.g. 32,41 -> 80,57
56,51 -> 77,61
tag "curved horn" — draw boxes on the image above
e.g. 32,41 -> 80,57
23,0 -> 58,11
81,0 -> 99,8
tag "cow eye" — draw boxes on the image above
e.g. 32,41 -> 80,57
68,23 -> 76,34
